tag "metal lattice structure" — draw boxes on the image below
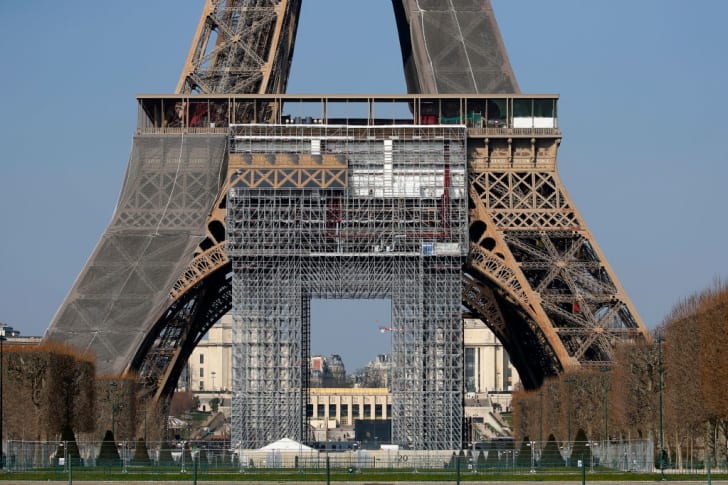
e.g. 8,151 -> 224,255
177,0 -> 301,95
177,0 -> 519,96
44,135 -> 228,373
465,119 -> 648,386
226,123 -> 467,449
44,0 -> 652,449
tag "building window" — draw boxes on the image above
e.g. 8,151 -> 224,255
306,404 -> 313,417
200,368 -> 204,378
341,404 -> 349,417
317,404 -> 324,418
199,381 -> 204,391
375,404 -> 382,418
352,404 -> 360,418
328,404 -> 336,417
200,354 -> 204,364
465,347 -> 476,393
363,404 -> 371,418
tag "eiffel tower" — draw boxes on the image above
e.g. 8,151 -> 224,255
46,0 -> 649,420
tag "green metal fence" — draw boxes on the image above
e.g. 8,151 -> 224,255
2,438 -> 718,483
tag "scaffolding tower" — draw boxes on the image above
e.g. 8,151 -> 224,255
226,123 -> 468,450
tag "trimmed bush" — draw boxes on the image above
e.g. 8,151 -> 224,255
541,433 -> 565,467
96,429 -> 121,467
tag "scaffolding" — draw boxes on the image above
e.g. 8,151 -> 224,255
226,124 -> 468,450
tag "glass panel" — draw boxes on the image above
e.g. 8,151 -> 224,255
441,99 -> 461,124
189,100 -> 209,127
513,99 -> 532,118
486,99 -> 507,126
419,100 -> 438,125
209,100 -> 229,127
465,347 -> 475,392
163,98 -> 186,127
534,99 -> 554,118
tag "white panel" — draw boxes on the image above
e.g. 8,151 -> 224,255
533,117 -> 555,129
383,140 -> 393,197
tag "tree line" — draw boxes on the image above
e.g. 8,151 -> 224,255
1,342 -> 164,444
512,279 -> 728,469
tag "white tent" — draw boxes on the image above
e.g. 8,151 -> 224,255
167,416 -> 188,429
259,437 -> 314,451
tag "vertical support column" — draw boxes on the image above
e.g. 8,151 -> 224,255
229,190 -> 306,448
300,295 -> 311,444
390,257 -> 424,449
422,257 -> 464,449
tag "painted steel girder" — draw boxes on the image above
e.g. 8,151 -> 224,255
133,267 -> 232,402
465,160 -> 650,382
179,0 -> 519,96
462,274 -> 561,389
77,0 -> 645,405
178,0 -> 302,95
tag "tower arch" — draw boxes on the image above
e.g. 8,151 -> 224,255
45,2 -> 650,436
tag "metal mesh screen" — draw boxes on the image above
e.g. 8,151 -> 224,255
398,0 -> 520,94
45,134 -> 228,374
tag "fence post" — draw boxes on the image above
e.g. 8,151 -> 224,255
707,454 -> 711,485
181,443 -> 186,473
122,440 -> 127,474
456,454 -> 460,485
326,455 -> 330,485
193,451 -> 198,485
67,449 -> 72,485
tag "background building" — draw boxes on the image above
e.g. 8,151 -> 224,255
310,354 -> 347,387
353,354 -> 391,388
0,322 -> 40,345
309,387 -> 390,443
187,314 -> 232,415
182,314 -> 519,442
464,318 -> 519,412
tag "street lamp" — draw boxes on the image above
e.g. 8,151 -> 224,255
63,376 -> 73,428
538,388 -> 543,461
0,334 -> 5,470
528,440 -> 536,473
110,382 -> 118,438
564,377 -> 575,467
600,366 -> 610,466
657,334 -> 665,478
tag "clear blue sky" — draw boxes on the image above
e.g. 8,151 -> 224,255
1,1 -> 727,372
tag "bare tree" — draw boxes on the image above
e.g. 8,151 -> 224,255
3,342 -> 95,441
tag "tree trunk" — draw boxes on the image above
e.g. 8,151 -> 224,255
674,431 -> 682,470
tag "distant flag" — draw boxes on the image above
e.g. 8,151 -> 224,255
379,326 -> 392,333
